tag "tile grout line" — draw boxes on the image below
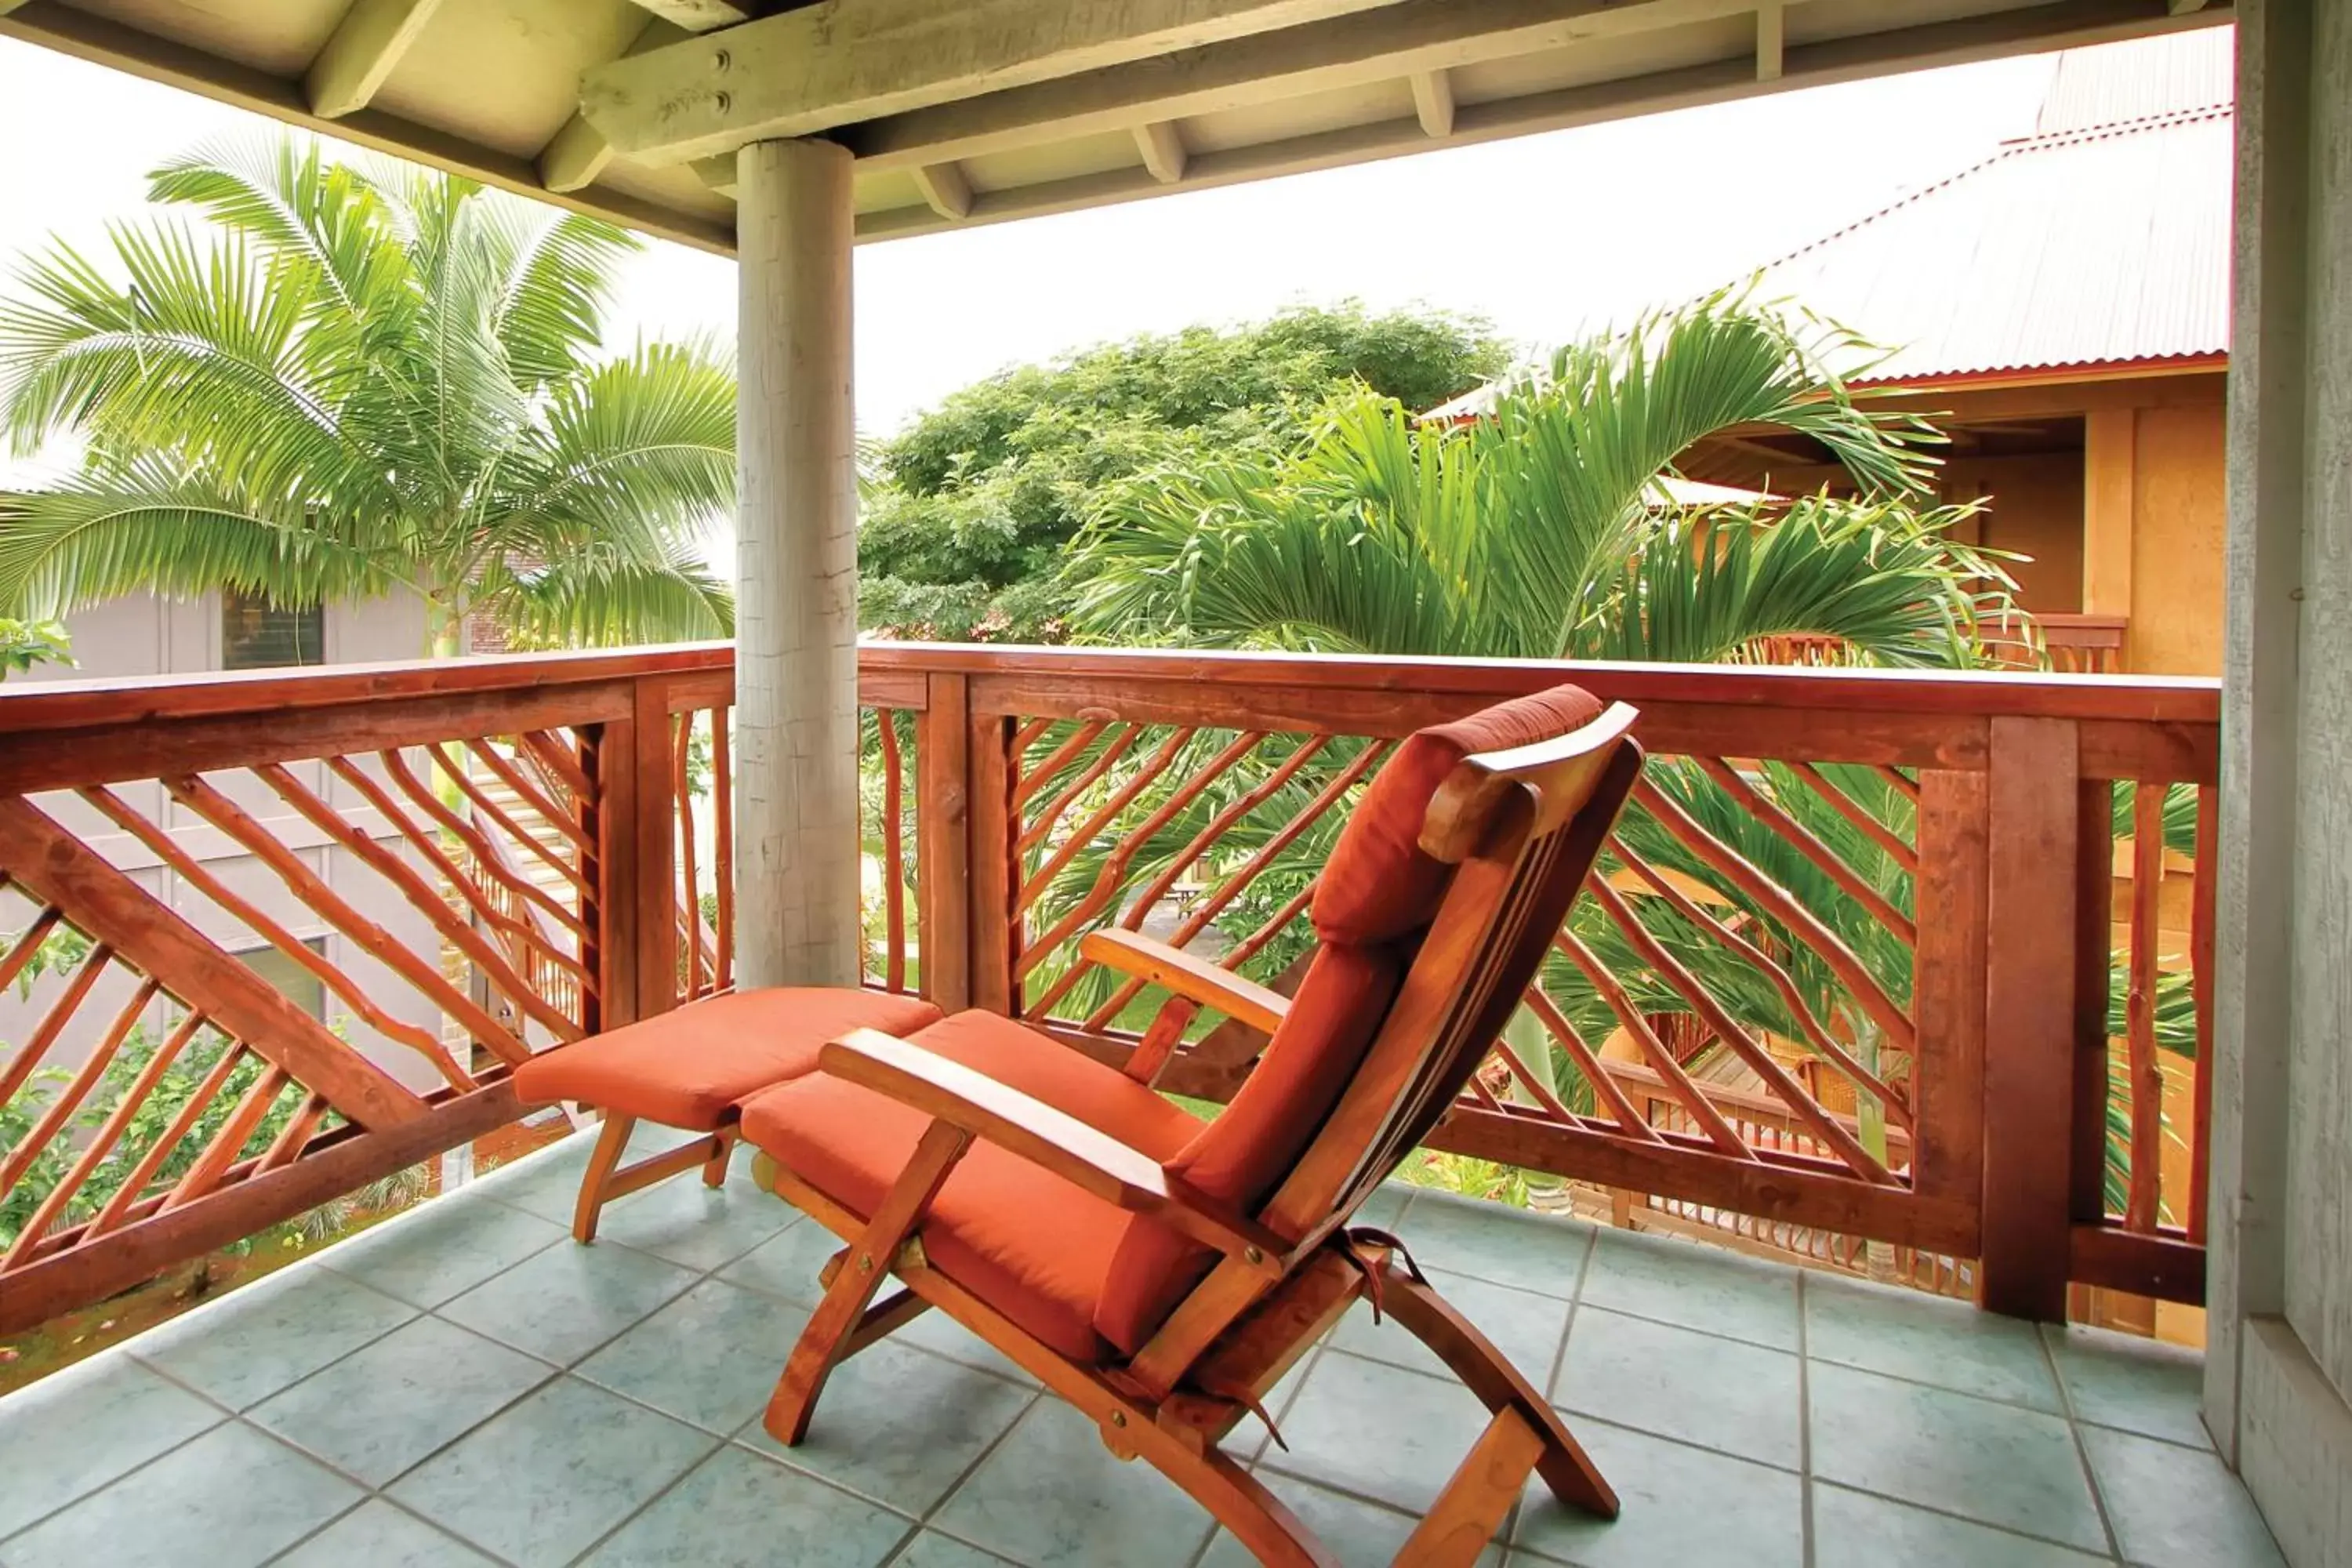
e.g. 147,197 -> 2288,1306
1519,1219 -> 1599,1554
254,1172 -> 764,1562
2040,1321 -> 2129,1563
556,1425 -> 734,1568
1796,1265 -> 1816,1568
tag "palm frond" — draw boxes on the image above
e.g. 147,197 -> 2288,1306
1573,495 -> 2020,667
0,463 -> 407,615
484,543 -> 733,648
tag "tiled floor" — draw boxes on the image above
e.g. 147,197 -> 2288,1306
0,1130 -> 2284,1567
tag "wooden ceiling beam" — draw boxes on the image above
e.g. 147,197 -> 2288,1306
536,16 -> 687,194
843,0 -> 1755,172
306,0 -> 445,120
909,161 -> 975,219
1755,3 -> 1785,82
847,0 -> 2234,243
1134,122 -> 1189,183
1409,67 -> 1454,137
579,0 -> 1412,163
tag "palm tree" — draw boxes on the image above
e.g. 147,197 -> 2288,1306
1069,292 -> 2016,666
0,137 -> 734,652
1033,295 -> 2062,1230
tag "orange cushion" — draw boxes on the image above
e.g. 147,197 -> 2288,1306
1312,683 -> 1604,945
510,988 -> 945,1130
1095,942 -> 1403,1349
739,1009 -> 1202,1362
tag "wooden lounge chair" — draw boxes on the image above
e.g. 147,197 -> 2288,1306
510,988 -> 943,1241
735,684 -> 1641,1566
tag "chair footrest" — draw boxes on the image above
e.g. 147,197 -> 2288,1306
510,987 -> 944,1131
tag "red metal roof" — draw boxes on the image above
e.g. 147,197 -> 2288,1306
1753,30 -> 2234,386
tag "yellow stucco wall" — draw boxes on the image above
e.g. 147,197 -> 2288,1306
1942,452 -> 2087,612
2127,401 -> 2228,676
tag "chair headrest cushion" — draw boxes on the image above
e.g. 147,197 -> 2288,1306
1311,681 -> 1604,946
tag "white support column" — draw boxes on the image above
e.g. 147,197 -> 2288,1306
2209,1 -> 2352,1561
734,137 -> 862,989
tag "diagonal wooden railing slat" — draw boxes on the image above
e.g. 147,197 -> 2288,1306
0,798 -> 426,1131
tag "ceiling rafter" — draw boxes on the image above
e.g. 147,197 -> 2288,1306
306,0 -> 443,120
1134,121 -> 1189,183
1409,67 -> 1454,136
579,0 -> 1412,164
842,0 -> 1750,172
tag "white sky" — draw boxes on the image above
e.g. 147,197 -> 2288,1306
0,31 -> 2064,477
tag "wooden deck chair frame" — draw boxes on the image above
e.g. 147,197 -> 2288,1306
749,702 -> 1642,1567
569,1112 -> 735,1243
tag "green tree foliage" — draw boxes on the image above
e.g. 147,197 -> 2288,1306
0,618 -> 70,679
0,1020 -> 312,1252
0,136 -> 735,652
858,303 -> 1508,641
1069,292 -> 2019,664
1022,296 -> 2181,1225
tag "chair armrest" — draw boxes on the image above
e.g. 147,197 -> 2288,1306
1078,929 -> 1290,1034
820,1028 -> 1285,1271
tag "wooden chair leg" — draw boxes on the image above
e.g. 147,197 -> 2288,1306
1380,1264 -> 1617,1519
572,1112 -> 636,1244
702,1127 -> 735,1189
763,1120 -> 971,1446
1393,1406 -> 1544,1566
1130,1420 -> 1340,1568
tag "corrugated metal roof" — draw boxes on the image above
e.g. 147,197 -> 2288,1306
1751,30 -> 2234,384
2037,25 -> 2234,134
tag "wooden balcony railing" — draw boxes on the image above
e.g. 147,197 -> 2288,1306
1755,613 -> 2129,674
0,643 -> 2217,1335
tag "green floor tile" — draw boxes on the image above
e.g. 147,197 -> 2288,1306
2083,1424 -> 2283,1567
931,1399 -> 1214,1568
1553,1306 -> 1801,1469
588,1164 -> 795,1272
719,1214 -> 851,1305
1267,1349 -> 1499,1515
739,1338 -> 1035,1514
464,1129 -> 596,1220
321,1189 -> 568,1308
0,1355 -> 222,1539
274,1501 -> 500,1566
437,1236 -> 701,1365
1512,1417 -> 1801,1568
1329,1266 -> 1569,1390
390,1377 -> 719,1568
1810,1481 -> 2111,1567
1577,1229 -> 1798,1352
890,1533 -> 1021,1567
2045,1323 -> 2213,1450
585,1445 -> 913,1566
1806,1273 -> 2063,1412
1808,1361 -> 2107,1553
1,1422 -> 360,1568
248,1316 -> 553,1485
576,1277 -> 812,1434
130,1265 -> 416,1410
892,1308 -> 1042,1386
1391,1190 -> 1592,1298
1197,1470 -> 1504,1567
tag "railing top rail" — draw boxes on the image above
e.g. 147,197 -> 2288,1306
0,641 -> 737,734
858,642 -> 2220,724
0,637 -> 2220,741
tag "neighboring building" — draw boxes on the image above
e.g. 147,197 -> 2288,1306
0,589 -> 467,1105
1685,29 -> 2232,677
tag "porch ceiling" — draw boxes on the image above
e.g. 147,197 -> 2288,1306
0,0 -> 2230,256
